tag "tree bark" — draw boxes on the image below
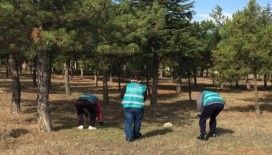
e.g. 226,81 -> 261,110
6,57 -> 9,78
200,67 -> 204,77
103,73 -> 109,105
263,74 -> 267,87
37,48 -> 52,132
48,56 -> 52,91
109,72 -> 113,82
151,54 -> 159,106
205,68 -> 209,78
64,61 -> 71,95
159,68 -> 163,78
145,65 -> 151,97
70,61 -> 74,80
94,70 -> 98,87
118,69 -> 122,92
187,75 -> 192,102
253,73 -> 260,115
8,51 -> 21,114
246,76 -> 251,90
80,64 -> 84,79
176,76 -> 182,94
193,69 -> 197,87
235,80 -> 239,88
32,56 -> 37,87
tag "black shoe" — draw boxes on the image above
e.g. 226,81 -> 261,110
197,134 -> 208,141
207,132 -> 217,137
133,133 -> 142,139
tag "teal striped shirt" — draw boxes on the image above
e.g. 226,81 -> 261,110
122,82 -> 147,108
202,91 -> 224,106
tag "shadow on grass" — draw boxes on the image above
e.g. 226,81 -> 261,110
100,121 -> 122,129
225,103 -> 272,113
142,128 -> 173,139
216,127 -> 234,136
9,129 -> 29,138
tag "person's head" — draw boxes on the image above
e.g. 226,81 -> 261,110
130,75 -> 141,83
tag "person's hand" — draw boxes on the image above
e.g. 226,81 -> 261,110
197,113 -> 201,117
98,121 -> 104,126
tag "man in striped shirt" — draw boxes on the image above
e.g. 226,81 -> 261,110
196,90 -> 224,140
120,78 -> 147,142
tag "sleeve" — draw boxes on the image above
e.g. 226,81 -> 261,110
120,85 -> 127,100
196,92 -> 203,112
143,90 -> 147,101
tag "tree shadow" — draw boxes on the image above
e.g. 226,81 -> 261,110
9,129 -> 29,138
143,100 -> 196,126
50,100 -> 77,131
216,127 -> 234,136
225,103 -> 272,113
142,128 -> 173,139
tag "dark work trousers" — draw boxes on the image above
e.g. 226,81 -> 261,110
75,99 -> 97,126
199,103 -> 224,136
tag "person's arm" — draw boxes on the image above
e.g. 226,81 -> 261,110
143,90 -> 147,101
196,92 -> 203,115
96,100 -> 104,125
120,85 -> 127,100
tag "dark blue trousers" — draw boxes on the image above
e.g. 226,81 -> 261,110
124,108 -> 144,141
199,103 -> 224,136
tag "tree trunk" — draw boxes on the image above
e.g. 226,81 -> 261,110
151,54 -> 159,106
103,73 -> 109,105
6,57 -> 9,78
220,82 -> 224,89
187,75 -> 192,102
200,67 -> 204,77
37,48 -> 52,132
48,56 -> 52,91
176,76 -> 182,94
159,68 -> 163,78
263,74 -> 267,87
246,76 -> 251,90
118,70 -> 121,92
235,80 -> 239,88
94,70 -> 98,87
8,51 -> 21,114
80,64 -> 84,79
253,73 -> 260,115
70,61 -> 74,80
193,69 -> 197,87
109,72 -> 113,82
205,68 -> 209,78
32,56 -> 37,87
64,61 -> 71,95
145,65 -> 151,97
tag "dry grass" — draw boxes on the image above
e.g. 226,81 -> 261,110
0,75 -> 272,155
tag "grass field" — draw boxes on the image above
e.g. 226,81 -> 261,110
1,74 -> 272,155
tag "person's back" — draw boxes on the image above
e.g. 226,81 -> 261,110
75,92 -> 101,130
202,91 -> 224,106
120,80 -> 147,142
122,82 -> 146,109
